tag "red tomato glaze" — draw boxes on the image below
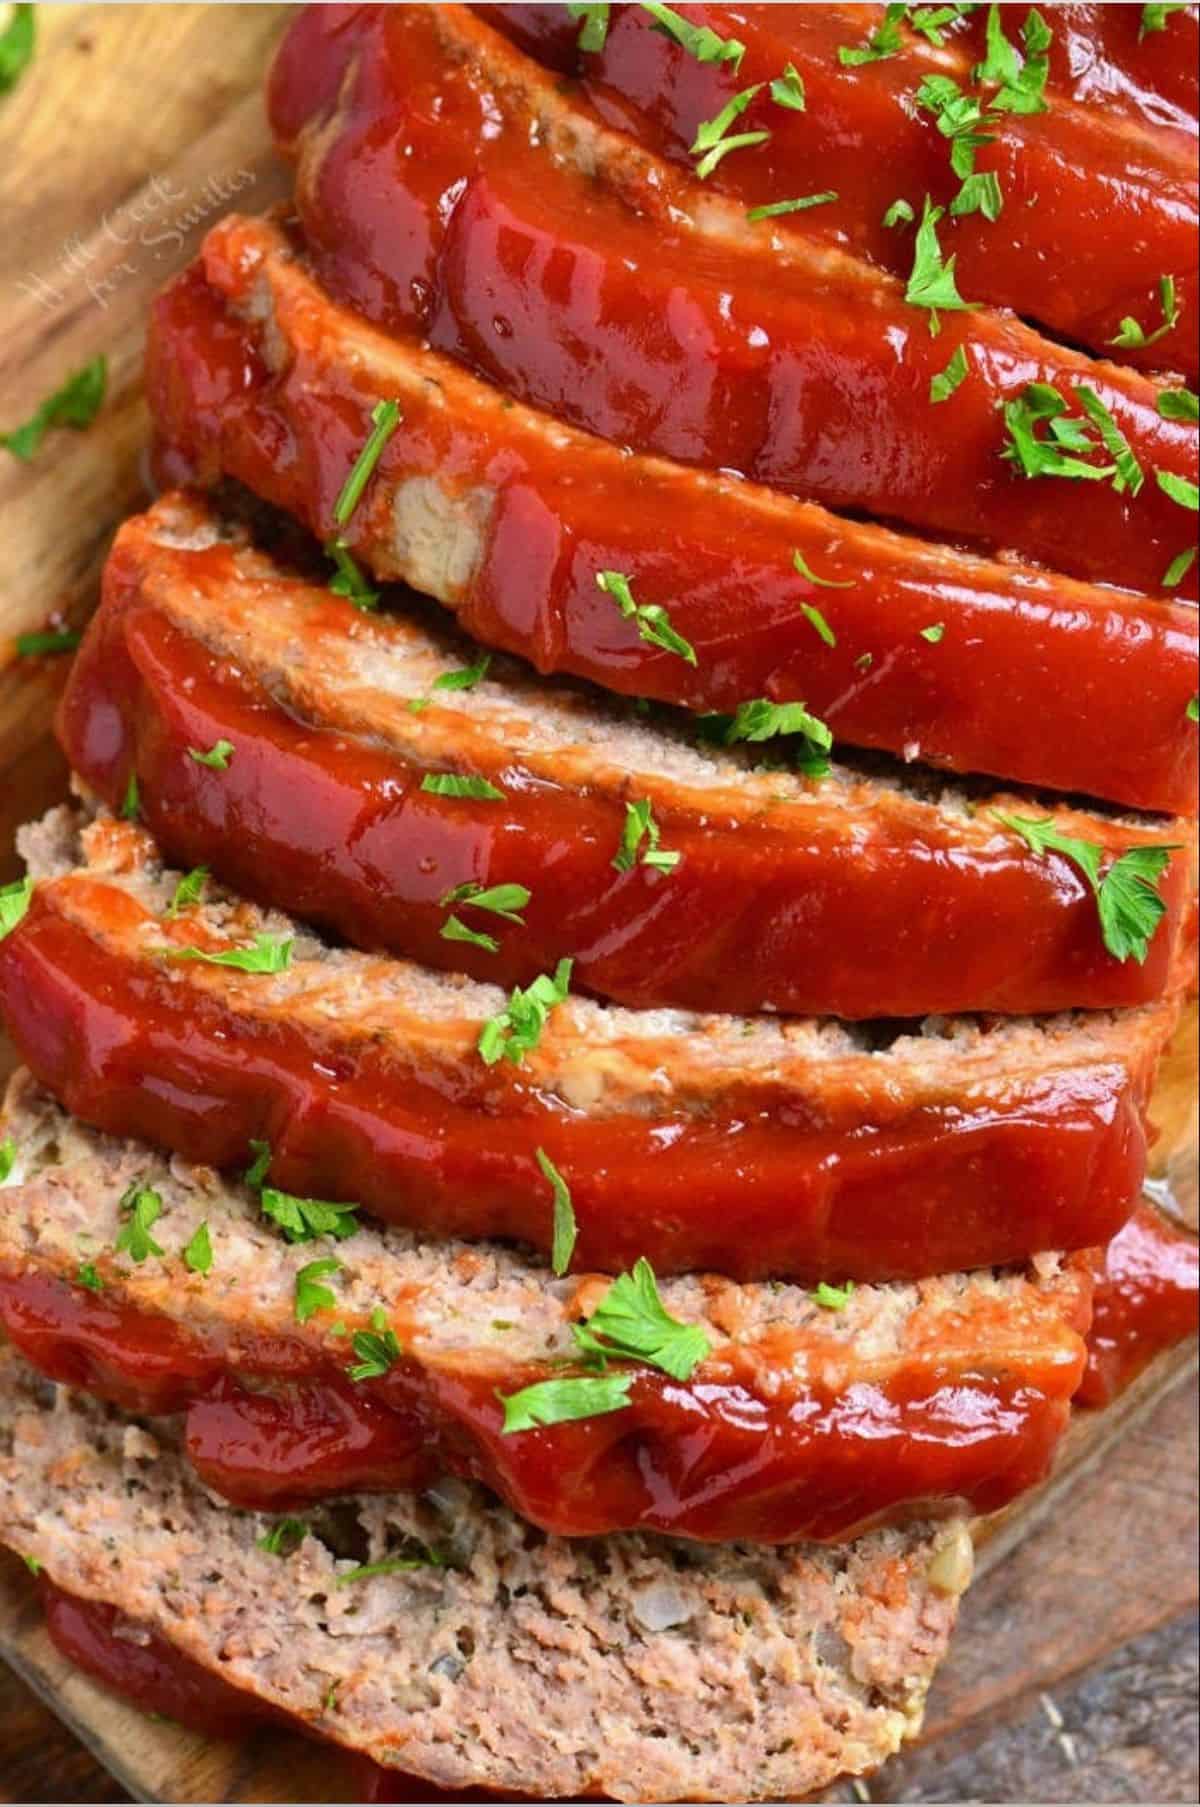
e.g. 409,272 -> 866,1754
54,535 -> 1198,1021
1077,1200 -> 1200,1408
0,1265 -> 1086,1542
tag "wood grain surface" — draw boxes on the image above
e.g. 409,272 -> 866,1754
0,6 -> 1195,1804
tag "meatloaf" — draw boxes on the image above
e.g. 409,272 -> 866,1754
0,1350 -> 972,1802
146,214 -> 1200,815
475,2 -> 1199,379
0,808 -> 1174,1285
266,2 -> 1199,594
55,491 -> 1198,1020
0,1073 -> 1092,1541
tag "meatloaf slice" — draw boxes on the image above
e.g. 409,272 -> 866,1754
56,491 -> 1197,1020
0,1073 -> 1091,1541
146,213 -> 1200,816
0,1351 -> 972,1802
0,809 -> 1174,1285
266,2 -> 1198,590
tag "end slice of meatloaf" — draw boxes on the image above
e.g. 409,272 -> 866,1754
0,1071 -> 1091,1543
56,491 -> 1198,1021
145,212 -> 1200,816
0,1351 -> 973,1804
0,807 -> 1175,1285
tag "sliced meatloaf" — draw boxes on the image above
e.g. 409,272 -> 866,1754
0,809 -> 1175,1284
0,1351 -> 973,1802
146,214 -> 1200,816
266,2 -> 1199,592
0,1073 -> 1090,1541
56,491 -> 1197,1020
472,3 -> 1198,379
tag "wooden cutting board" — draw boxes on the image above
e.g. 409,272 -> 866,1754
0,7 -> 1195,1804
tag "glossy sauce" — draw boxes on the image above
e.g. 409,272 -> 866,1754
266,4 -> 1200,596
0,1263 -> 1087,1542
54,531 -> 1198,1021
480,2 -> 1199,379
146,222 -> 1200,816
0,882 -> 1153,1283
1077,1201 -> 1200,1408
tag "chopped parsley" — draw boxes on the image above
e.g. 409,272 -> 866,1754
883,198 -> 915,227
182,1221 -> 213,1275
421,772 -> 506,801
261,1187 -> 360,1244
920,622 -> 946,642
0,876 -> 32,940
1157,470 -> 1199,511
909,3 -> 980,45
115,1183 -> 165,1264
0,4 -> 34,94
348,1307 -> 403,1381
76,1261 -> 104,1293
441,916 -> 500,954
793,548 -> 853,589
257,1517 -> 308,1557
914,75 -> 998,185
1111,276 -> 1181,352
160,932 -> 293,973
596,570 -> 696,665
572,1257 -> 710,1380
294,1256 -> 341,1324
15,630 -> 80,656
813,1280 -> 855,1310
477,958 -> 572,1066
23,1554 -> 41,1577
0,1137 -> 13,1184
1001,383 -> 1119,485
164,866 -> 208,919
613,799 -> 680,873
188,738 -> 234,770
974,4 -> 1052,114
1,355 -> 106,462
1073,387 -> 1144,495
930,345 -> 970,403
121,772 -> 140,820
567,1 -> 610,52
333,400 -> 401,527
498,1372 -> 633,1433
439,881 -> 530,922
640,2 -> 745,71
1164,547 -> 1198,588
746,192 -> 837,222
325,537 -> 380,611
1157,388 -> 1199,424
951,169 -> 1003,220
432,653 -> 492,692
800,603 -> 837,647
717,697 -> 834,777
333,1547 -> 445,1586
537,1147 -> 577,1277
244,1139 -> 272,1189
691,83 -> 771,180
995,814 -> 1179,964
1187,696 -> 1199,723
905,197 -> 975,333
769,62 -> 806,109
838,2 -> 907,64
1140,3 -> 1189,37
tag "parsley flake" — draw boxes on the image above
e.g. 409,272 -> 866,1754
613,799 -> 680,873
244,1139 -> 272,1189
258,1518 -> 308,1557
572,1257 -> 711,1380
1164,547 -> 1198,588
536,1147 -> 577,1277
0,4 -> 34,94
974,5 -> 1052,114
183,1221 -> 213,1275
746,192 -> 837,222
883,198 -> 915,227
930,345 -> 970,404
1157,470 -> 1199,512
333,400 -> 401,527
0,876 -> 31,940
838,2 -> 907,64
0,1137 -> 12,1184
1157,388 -> 1199,424
348,1308 -> 403,1381
115,1183 -> 165,1264
800,603 -> 837,647
1187,696 -> 1199,723
1073,386 -> 1144,495
1140,3 -> 1188,37
909,3 -> 980,45
294,1256 -> 341,1324
333,1547 -> 446,1586
1001,383 -> 1116,485
432,653 -> 492,692
690,83 -> 771,179
76,1261 -> 104,1293
596,570 -> 697,665
325,537 -> 380,611
793,548 -> 853,589
121,772 -> 140,820
498,1372 -> 633,1433
188,739 -> 234,770
769,62 -> 806,110
160,932 -> 293,974
920,622 -> 946,642
813,1280 -> 855,1310
261,1187 -> 360,1244
477,958 -> 572,1066
640,2 -> 745,71
164,867 -> 208,919
567,1 -> 610,52
1,356 -> 106,462
439,881 -> 530,922
421,772 -> 506,801
15,630 -> 80,657
719,697 -> 834,777
995,813 -> 1179,964
1111,276 -> 1181,352
905,197 -> 976,333
441,916 -> 499,953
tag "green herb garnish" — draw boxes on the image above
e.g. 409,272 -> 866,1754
813,1280 -> 855,1310
838,2 -> 907,64
0,876 -> 32,940
333,400 -> 401,526
121,772 -> 140,820
769,62 -> 806,109
15,630 -> 80,656
1,356 -> 106,461
76,1261 -> 104,1293
883,198 -> 915,227
537,1147 -> 577,1277
691,82 -> 770,180
325,537 -> 380,611
1140,3 -> 1188,38
974,5 -> 1051,114
1157,470 -> 1199,511
1111,276 -> 1181,352
477,958 -> 572,1066
800,603 -> 836,647
1164,547 -> 1198,588
572,1257 -> 710,1380
613,799 -> 680,873
188,739 -> 234,770
115,1183 -> 165,1264
261,1187 -> 360,1244
432,653 -> 492,692
930,345 -> 970,404
244,1139 -> 272,1189
348,1307 -> 403,1381
294,1256 -> 341,1324
905,196 -> 976,333
258,1518 -> 309,1557
182,1221 -> 213,1275
792,548 -> 853,589
746,192 -> 837,222
160,932 -> 293,973
1157,388 -> 1199,424
164,867 -> 208,919
421,772 -> 506,801
333,1547 -> 445,1586
596,570 -> 697,664
920,622 -> 946,642
0,1137 -> 13,1184
640,2 -> 745,71
498,1372 -> 634,1433
995,814 -> 1179,963
0,3 -> 35,94
567,2 -> 610,52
